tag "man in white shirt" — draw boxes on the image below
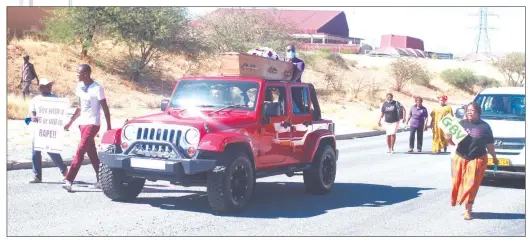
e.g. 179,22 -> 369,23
29,78 -> 68,183
63,64 -> 112,192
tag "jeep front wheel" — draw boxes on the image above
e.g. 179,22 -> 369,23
206,150 -> 255,213
99,163 -> 146,201
303,144 -> 337,194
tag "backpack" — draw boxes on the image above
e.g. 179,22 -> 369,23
396,101 -> 404,120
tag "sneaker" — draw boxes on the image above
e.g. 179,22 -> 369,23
62,181 -> 73,192
29,176 -> 42,184
90,182 -> 101,189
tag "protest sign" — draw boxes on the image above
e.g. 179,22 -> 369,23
437,115 -> 468,144
33,97 -> 69,153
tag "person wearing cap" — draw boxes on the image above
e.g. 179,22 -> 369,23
28,78 -> 68,183
285,44 -> 305,82
19,55 -> 39,100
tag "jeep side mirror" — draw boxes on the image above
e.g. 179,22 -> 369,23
455,107 -> 465,119
161,99 -> 169,112
262,102 -> 280,124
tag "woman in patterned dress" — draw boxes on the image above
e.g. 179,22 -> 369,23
430,93 -> 454,153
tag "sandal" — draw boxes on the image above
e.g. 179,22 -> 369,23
464,210 -> 472,220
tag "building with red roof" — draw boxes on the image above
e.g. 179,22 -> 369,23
205,8 -> 364,52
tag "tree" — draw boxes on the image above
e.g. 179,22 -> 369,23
389,58 -> 430,92
494,52 -> 526,87
103,7 -> 196,81
42,7 -> 108,58
196,9 -> 295,53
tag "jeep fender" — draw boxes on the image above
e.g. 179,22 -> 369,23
303,129 -> 336,162
101,129 -> 122,145
198,132 -> 252,153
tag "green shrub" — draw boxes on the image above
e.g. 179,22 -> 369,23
340,49 -> 354,54
318,48 -> 331,53
477,75 -> 501,88
389,58 -> 431,91
440,68 -> 478,91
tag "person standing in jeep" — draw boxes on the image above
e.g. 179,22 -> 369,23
378,93 -> 406,154
63,64 -> 112,192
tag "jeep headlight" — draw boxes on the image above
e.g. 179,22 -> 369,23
123,125 -> 137,141
184,128 -> 200,145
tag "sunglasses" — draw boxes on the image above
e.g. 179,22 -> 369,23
286,49 -> 295,52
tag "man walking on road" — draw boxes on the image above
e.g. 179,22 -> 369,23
378,93 -> 406,154
19,55 -> 39,100
28,78 -> 68,183
63,64 -> 111,192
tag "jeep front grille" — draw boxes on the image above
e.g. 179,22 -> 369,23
130,127 -> 183,158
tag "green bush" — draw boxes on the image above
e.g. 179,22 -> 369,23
318,48 -> 331,53
325,53 -> 349,70
477,75 -> 501,88
297,52 -> 316,69
440,68 -> 478,91
389,58 -> 431,91
340,49 -> 354,54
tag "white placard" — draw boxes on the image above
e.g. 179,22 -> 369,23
33,97 -> 70,153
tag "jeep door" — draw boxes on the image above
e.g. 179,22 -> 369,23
258,83 -> 291,164
288,84 -> 312,162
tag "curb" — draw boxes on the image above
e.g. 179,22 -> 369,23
7,128 -> 412,171
6,158 -> 92,171
335,127 -> 411,140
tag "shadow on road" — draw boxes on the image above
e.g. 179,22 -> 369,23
130,182 -> 434,218
472,212 -> 525,220
481,178 -> 525,190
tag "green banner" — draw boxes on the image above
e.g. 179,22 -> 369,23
437,115 -> 468,144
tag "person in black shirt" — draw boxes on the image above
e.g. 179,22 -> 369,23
378,93 -> 406,154
445,102 -> 499,220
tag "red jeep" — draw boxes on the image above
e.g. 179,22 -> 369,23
98,75 -> 338,213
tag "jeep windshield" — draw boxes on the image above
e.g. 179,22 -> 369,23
474,94 -> 526,121
169,80 -> 259,112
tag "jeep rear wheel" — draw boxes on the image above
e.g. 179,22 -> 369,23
207,150 -> 255,213
303,144 -> 337,194
99,163 -> 145,201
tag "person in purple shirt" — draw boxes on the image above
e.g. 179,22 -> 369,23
406,97 -> 429,152
285,44 -> 305,82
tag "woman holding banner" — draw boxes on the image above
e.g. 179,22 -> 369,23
445,102 -> 499,220
430,93 -> 454,154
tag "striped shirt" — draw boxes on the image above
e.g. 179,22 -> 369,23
22,63 -> 36,82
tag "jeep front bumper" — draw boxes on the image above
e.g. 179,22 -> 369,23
98,140 -> 217,181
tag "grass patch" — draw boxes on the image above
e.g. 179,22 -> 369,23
7,94 -> 30,120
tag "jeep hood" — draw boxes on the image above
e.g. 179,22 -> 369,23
483,119 -> 526,139
125,112 -> 256,131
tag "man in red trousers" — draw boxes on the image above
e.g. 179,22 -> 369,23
63,64 -> 111,192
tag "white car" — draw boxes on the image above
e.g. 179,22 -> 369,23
455,87 -> 525,179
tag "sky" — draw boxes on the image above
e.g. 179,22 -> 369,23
8,1 -> 526,56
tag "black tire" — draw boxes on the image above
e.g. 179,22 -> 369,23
99,163 -> 145,202
303,144 -> 337,194
206,149 -> 255,213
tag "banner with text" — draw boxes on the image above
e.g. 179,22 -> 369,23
33,98 -> 69,153
437,115 -> 469,144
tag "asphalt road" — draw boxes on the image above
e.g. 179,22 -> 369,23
7,132 -> 525,236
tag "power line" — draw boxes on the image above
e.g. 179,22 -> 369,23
469,7 -> 498,54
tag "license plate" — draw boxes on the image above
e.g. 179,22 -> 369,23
488,158 -> 510,166
130,158 -> 166,170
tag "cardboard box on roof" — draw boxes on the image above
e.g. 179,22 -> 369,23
219,52 -> 295,81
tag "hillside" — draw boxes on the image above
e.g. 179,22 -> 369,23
7,38 -> 506,130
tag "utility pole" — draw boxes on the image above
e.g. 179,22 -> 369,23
469,7 -> 498,54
